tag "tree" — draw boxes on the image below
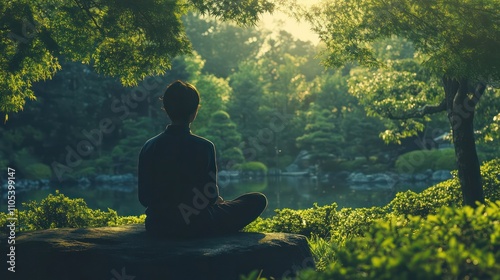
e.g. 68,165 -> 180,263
306,0 -> 500,206
178,52 -> 232,131
0,0 -> 275,121
183,13 -> 264,78
227,60 -> 266,142
296,103 -> 343,163
197,110 -> 245,169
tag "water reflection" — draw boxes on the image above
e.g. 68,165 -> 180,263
2,177 -> 430,218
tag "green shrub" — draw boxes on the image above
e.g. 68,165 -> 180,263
481,158 -> 500,202
0,191 -> 145,233
395,148 -> 456,173
295,201 -> 500,279
243,159 -> 500,279
24,163 -> 52,179
388,178 -> 462,217
245,203 -> 337,238
433,148 -> 457,170
307,234 -> 338,271
390,158 -> 500,217
221,147 -> 245,165
235,161 -> 268,174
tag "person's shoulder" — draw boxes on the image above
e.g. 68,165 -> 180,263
141,132 -> 165,151
188,133 -> 215,149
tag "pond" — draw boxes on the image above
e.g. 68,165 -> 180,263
4,176 -> 432,218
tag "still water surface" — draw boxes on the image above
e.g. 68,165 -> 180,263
6,176 -> 431,218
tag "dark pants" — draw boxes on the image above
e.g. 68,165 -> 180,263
146,192 -> 268,238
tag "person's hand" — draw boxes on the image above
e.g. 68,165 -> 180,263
216,196 -> 224,204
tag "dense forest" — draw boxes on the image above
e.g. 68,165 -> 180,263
1,13 -> 499,184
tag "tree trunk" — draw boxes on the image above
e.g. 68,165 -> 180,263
445,77 -> 485,207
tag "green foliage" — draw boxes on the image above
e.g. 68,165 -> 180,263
246,203 -> 337,238
183,52 -> 232,130
307,234 -> 338,272
480,159 -> 500,203
395,148 -> 456,174
298,202 -> 500,279
227,59 -> 266,141
235,161 -> 268,174
246,160 -> 499,238
0,0 -> 275,120
24,163 -> 52,179
348,61 -> 441,144
189,0 -> 274,26
296,104 -> 343,161
307,0 -> 500,80
390,159 -> 500,217
0,191 -> 145,233
242,159 -> 500,279
112,117 -> 157,174
305,0 -> 500,207
183,13 -> 263,78
197,110 -> 244,168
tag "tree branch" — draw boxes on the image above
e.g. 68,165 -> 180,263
72,0 -> 104,35
386,99 -> 446,120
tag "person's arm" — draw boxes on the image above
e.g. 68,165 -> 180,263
206,143 -> 220,204
138,145 -> 151,207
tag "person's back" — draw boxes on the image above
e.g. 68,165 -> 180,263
138,80 -> 267,237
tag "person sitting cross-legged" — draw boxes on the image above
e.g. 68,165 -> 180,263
138,80 -> 267,237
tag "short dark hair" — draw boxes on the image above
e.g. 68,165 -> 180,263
162,80 -> 200,122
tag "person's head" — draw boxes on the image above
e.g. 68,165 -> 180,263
162,80 -> 200,124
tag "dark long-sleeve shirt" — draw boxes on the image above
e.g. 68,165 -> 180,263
138,124 -> 219,220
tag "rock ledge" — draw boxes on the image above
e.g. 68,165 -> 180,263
12,224 -> 314,280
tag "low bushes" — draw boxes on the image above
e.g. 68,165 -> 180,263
243,159 -> 500,277
295,202 -> 500,279
0,191 -> 144,233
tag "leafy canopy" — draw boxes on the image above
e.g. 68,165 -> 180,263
0,0 -> 275,121
307,0 -> 500,81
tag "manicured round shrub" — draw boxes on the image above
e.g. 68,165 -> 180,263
395,148 -> 456,174
433,148 -> 457,170
235,161 -> 268,175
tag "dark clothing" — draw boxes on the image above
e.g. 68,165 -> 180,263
138,124 -> 267,237
139,124 -> 218,211
145,192 -> 267,237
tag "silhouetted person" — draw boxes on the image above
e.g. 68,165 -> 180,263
138,80 -> 267,237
